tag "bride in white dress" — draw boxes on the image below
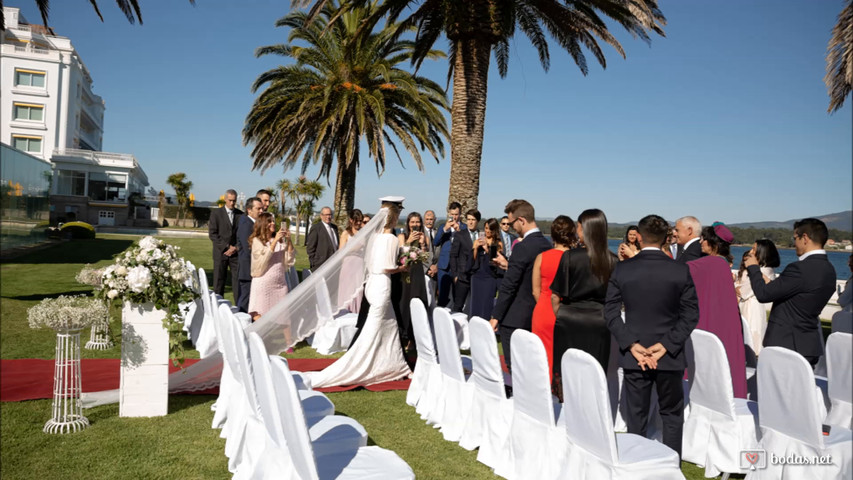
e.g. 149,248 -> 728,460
307,204 -> 412,388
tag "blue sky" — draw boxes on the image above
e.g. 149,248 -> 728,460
12,0 -> 852,224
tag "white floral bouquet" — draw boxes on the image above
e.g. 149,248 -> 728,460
96,236 -> 198,363
75,264 -> 104,288
28,295 -> 108,331
397,245 -> 429,283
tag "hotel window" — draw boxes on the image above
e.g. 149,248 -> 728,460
14,69 -> 46,88
88,173 -> 127,202
56,170 -> 86,196
13,103 -> 44,121
12,135 -> 42,154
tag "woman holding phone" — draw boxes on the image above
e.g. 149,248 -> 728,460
248,212 -> 296,321
469,218 -> 505,320
397,212 -> 428,352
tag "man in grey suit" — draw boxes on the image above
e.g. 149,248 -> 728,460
423,210 -> 439,308
306,206 -> 338,271
208,189 -> 242,297
499,215 -> 518,257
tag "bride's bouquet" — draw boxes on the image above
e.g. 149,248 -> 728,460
398,245 -> 429,283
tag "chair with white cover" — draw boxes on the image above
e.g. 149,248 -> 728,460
432,308 -> 474,442
746,347 -> 852,480
682,330 -> 759,478
832,310 -> 853,334
262,334 -> 416,480
502,330 -> 566,480
825,332 -> 852,429
310,279 -> 358,355
210,293 -> 238,430
181,267 -> 203,336
436,307 -> 471,350
459,316 -> 513,470
405,299 -> 440,414
559,349 -> 684,480
191,268 -> 218,357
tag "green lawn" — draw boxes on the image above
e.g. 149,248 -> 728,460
0,235 -> 711,479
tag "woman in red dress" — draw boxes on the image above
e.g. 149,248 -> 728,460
531,215 -> 577,381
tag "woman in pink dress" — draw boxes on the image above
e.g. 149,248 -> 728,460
687,222 -> 747,398
248,212 -> 296,321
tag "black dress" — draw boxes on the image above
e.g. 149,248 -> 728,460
398,253 -> 427,350
551,248 -> 617,383
470,243 -> 503,319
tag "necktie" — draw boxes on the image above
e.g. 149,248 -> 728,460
327,223 -> 336,246
425,229 -> 433,253
227,209 -> 233,224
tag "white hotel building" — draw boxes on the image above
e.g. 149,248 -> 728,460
1,6 -> 150,226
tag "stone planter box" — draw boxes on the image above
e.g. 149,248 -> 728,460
120,302 -> 169,417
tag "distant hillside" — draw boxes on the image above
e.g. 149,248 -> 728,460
729,211 -> 852,232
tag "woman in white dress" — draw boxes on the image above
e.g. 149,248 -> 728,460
307,204 -> 412,388
736,239 -> 779,354
337,209 -> 365,313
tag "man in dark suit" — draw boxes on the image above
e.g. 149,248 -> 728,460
605,214 -> 699,459
499,215 -> 518,258
745,218 -> 837,367
450,209 -> 480,313
236,197 -> 264,313
306,206 -> 338,271
674,216 -> 703,263
208,189 -> 243,297
434,201 -> 464,308
489,199 -> 551,372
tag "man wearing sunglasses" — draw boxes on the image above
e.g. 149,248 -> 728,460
499,215 -> 518,258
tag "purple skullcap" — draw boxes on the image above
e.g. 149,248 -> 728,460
713,223 -> 734,244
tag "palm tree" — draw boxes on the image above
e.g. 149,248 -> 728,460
166,172 -> 192,227
825,0 -> 853,113
295,0 -> 665,211
293,176 -> 324,245
276,178 -> 294,220
0,0 -> 194,31
243,1 -> 449,229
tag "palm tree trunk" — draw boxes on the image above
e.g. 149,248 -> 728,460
333,154 -> 357,231
448,37 -> 491,212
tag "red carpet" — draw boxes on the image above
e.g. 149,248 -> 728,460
0,358 -> 411,402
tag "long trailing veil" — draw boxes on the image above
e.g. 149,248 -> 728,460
83,208 -> 389,403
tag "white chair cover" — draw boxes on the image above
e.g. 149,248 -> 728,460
432,308 -> 474,442
825,332 -> 853,429
181,266 -> 203,338
460,316 -> 513,469
559,349 -> 683,480
832,310 -> 853,334
502,330 -> 566,480
310,279 -> 359,355
746,347 -> 852,480
210,294 -> 237,430
406,299 -> 439,411
443,309 -> 471,350
192,267 -> 218,357
742,315 -> 758,370
266,339 -> 415,480
682,330 -> 760,477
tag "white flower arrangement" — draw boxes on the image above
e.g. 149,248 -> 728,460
96,236 -> 199,364
75,264 -> 104,288
28,295 -> 108,331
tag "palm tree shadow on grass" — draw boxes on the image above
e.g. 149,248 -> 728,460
6,239 -> 135,265
6,290 -> 92,301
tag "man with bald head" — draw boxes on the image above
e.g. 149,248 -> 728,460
306,206 -> 338,271
674,216 -> 703,263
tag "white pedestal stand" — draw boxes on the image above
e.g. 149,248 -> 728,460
85,302 -> 113,350
44,328 -> 89,434
119,302 -> 169,417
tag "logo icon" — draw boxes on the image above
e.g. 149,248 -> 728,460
740,450 -> 767,470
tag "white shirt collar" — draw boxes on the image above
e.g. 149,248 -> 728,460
641,247 -> 661,252
523,227 -> 540,239
249,216 -> 255,223
799,249 -> 826,261
684,237 -> 700,249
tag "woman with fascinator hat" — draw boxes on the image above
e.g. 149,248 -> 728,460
686,222 -> 748,398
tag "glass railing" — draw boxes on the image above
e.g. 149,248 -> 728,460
0,144 -> 52,251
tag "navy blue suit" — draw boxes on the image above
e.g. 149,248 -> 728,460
434,223 -> 466,308
236,215 -> 254,313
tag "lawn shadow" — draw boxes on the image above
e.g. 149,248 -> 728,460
6,290 -> 92,301
169,394 -> 216,414
7,238 -> 135,265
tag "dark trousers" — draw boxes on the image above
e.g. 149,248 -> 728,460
621,369 -> 685,459
237,278 -> 252,313
436,268 -> 453,307
452,279 -> 470,313
213,252 -> 240,299
499,324 -> 521,373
